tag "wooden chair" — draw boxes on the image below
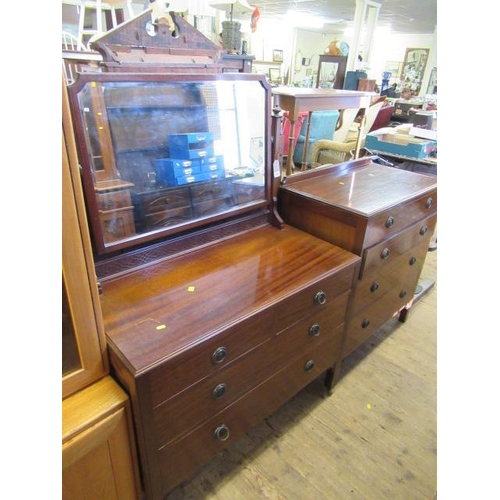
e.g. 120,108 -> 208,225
62,31 -> 87,85
292,110 -> 340,168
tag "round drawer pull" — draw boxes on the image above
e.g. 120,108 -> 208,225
409,256 -> 417,266
308,323 -> 321,337
419,225 -> 428,236
385,216 -> 395,228
361,318 -> 370,329
314,291 -> 327,305
213,424 -> 230,441
370,282 -> 380,293
212,383 -> 227,400
212,346 -> 228,364
425,197 -> 433,209
304,359 -> 315,372
399,289 -> 407,299
380,248 -> 390,260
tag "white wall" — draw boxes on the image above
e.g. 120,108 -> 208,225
369,28 -> 437,95
245,19 -> 437,97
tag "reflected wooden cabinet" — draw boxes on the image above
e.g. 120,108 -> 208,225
62,75 -> 141,500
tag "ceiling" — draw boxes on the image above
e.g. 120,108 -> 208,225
248,0 -> 437,35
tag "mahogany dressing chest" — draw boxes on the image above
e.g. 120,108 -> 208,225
67,71 -> 361,499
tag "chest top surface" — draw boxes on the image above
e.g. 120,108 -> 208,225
281,161 -> 437,216
101,224 -> 359,374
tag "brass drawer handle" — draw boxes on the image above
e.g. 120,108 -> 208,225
425,197 -> 433,209
380,248 -> 390,260
213,424 -> 230,441
308,323 -> 321,337
304,359 -> 315,372
314,291 -> 327,305
212,383 -> 227,400
361,318 -> 370,329
212,346 -> 228,364
385,216 -> 395,228
370,282 -> 379,293
419,225 -> 428,236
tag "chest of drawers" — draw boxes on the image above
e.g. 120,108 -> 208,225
278,158 -> 437,358
101,224 -> 360,499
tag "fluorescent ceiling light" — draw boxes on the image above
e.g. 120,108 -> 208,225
285,11 -> 325,28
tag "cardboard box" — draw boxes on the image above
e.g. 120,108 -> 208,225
365,129 -> 437,159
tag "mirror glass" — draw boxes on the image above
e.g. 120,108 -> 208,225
73,76 -> 269,254
317,62 -> 339,88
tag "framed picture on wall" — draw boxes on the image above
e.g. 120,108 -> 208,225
269,68 -> 281,82
272,49 -> 283,63
401,47 -> 429,94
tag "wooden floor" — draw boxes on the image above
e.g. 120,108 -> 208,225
166,250 -> 438,500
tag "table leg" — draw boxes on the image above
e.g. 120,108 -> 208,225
353,108 -> 367,159
301,111 -> 313,170
285,120 -> 296,177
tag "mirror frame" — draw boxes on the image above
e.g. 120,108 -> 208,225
67,72 -> 273,256
401,47 -> 429,94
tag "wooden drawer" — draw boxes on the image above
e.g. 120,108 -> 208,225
96,189 -> 132,211
272,267 -> 355,330
352,238 -> 430,311
360,214 -> 437,279
157,336 -> 338,494
144,205 -> 192,229
363,190 -> 437,249
148,271 -> 354,409
148,308 -> 274,408
98,206 -> 136,244
190,179 -> 231,200
344,282 -> 420,358
153,300 -> 348,447
192,196 -> 232,217
232,183 -> 265,205
136,188 -> 191,214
